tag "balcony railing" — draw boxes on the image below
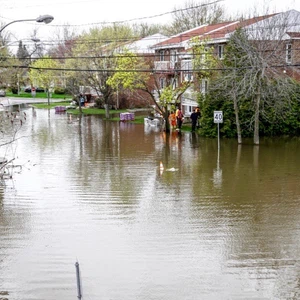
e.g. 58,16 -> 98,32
154,61 -> 170,71
154,61 -> 179,72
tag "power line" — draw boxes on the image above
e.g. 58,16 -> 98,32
3,46 -> 300,60
6,22 -> 300,50
107,0 -> 224,25
0,0 -> 224,28
2,63 -> 299,72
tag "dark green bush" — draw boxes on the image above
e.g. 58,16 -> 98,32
199,82 -> 300,138
11,86 -> 18,94
54,87 -> 66,95
94,97 -> 104,108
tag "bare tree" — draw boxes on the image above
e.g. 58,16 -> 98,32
131,22 -> 163,38
48,24 -> 78,60
167,0 -> 225,35
0,108 -> 27,180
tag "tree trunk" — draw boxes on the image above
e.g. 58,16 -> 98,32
233,94 -> 242,144
164,111 -> 170,133
105,104 -> 110,119
253,92 -> 260,145
47,89 -> 50,106
78,95 -> 82,115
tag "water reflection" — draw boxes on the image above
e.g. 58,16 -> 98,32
0,108 -> 300,300
213,136 -> 222,189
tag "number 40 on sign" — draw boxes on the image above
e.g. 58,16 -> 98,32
214,111 -> 223,123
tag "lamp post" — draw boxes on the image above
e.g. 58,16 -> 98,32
0,16 -> 53,96
0,15 -> 54,34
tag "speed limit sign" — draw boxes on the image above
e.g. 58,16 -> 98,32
214,111 -> 223,123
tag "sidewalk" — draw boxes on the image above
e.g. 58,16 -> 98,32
0,96 -> 69,107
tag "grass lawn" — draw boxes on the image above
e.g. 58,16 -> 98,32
29,98 -> 193,131
31,101 -> 72,109
8,91 -> 195,132
31,101 -> 133,118
67,107 -> 127,116
31,103 -> 156,126
6,91 -> 72,100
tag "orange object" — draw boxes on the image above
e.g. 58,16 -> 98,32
169,112 -> 176,128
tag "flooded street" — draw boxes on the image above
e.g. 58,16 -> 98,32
0,107 -> 300,300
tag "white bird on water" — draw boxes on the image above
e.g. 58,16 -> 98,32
159,162 -> 178,172
166,167 -> 178,172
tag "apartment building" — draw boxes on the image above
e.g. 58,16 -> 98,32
151,10 -> 300,116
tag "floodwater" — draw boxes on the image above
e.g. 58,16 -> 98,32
0,107 -> 300,300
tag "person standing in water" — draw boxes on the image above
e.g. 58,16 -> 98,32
175,107 -> 183,131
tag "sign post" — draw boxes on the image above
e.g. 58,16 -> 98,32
31,87 -> 36,98
214,111 -> 223,151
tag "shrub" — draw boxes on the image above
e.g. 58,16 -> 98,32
54,87 -> 66,95
11,86 -> 18,94
94,97 -> 104,108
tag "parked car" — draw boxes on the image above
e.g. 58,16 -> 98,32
24,86 -> 45,93
0,89 -> 6,97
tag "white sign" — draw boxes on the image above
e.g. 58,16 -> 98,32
214,111 -> 223,123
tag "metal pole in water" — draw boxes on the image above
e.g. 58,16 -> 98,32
75,261 -> 82,299
217,122 -> 220,152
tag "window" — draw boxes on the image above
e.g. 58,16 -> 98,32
182,104 -> 193,115
159,50 -> 165,61
201,79 -> 208,94
218,45 -> 224,59
184,73 -> 193,81
286,44 -> 292,64
172,77 -> 178,89
201,48 -> 208,63
159,78 -> 165,89
181,59 -> 192,71
182,59 -> 193,81
170,50 -> 177,69
170,50 -> 177,62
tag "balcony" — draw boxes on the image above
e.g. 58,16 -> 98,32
154,61 -> 178,73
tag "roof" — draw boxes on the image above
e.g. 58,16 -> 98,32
125,33 -> 168,53
152,13 -> 279,50
287,32 -> 300,38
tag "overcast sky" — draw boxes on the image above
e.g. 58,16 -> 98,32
1,0 -> 299,43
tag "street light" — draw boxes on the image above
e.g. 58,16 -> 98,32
0,15 -> 53,97
0,15 -> 54,34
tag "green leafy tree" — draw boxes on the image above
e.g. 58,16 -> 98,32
65,25 -> 134,118
29,56 -> 60,105
190,37 -> 219,80
107,50 -> 191,133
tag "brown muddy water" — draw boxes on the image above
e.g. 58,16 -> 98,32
0,107 -> 300,300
